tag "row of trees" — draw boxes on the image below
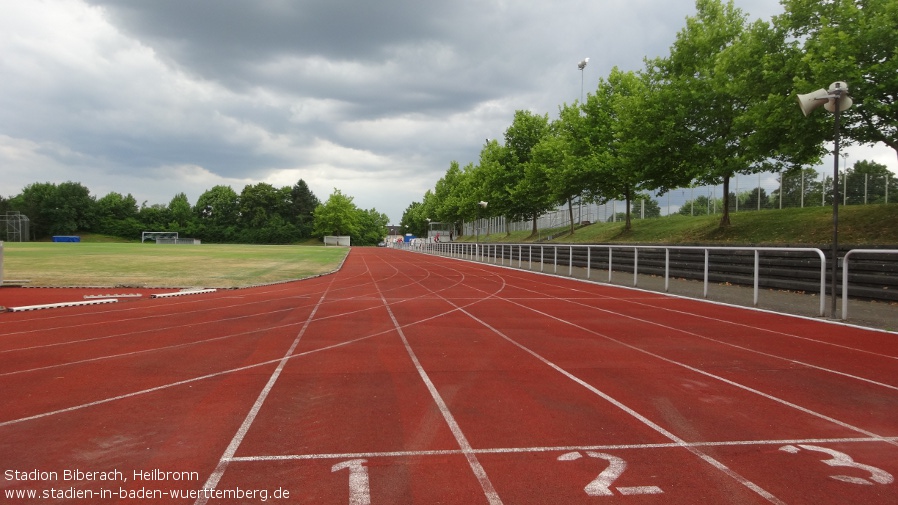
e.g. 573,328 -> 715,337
401,0 -> 897,239
0,180 -> 389,246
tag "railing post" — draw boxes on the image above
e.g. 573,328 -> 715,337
664,247 -> 670,293
703,249 -> 709,298
569,246 -> 573,277
587,246 -> 591,279
753,250 -> 759,307
842,251 -> 851,320
608,247 -> 613,282
633,247 -> 639,287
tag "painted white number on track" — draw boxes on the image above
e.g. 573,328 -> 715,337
331,459 -> 371,505
779,445 -> 894,486
558,451 -> 663,497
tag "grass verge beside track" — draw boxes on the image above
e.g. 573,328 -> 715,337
2,242 -> 348,288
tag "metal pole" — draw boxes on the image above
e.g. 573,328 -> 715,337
831,97 -> 841,318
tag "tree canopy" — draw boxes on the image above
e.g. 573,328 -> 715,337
404,0 -> 896,233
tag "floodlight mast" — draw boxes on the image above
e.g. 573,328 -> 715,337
578,58 -> 589,103
797,81 -> 852,318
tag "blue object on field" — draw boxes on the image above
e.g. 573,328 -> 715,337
52,236 -> 81,242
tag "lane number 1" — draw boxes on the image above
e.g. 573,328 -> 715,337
332,459 -> 371,505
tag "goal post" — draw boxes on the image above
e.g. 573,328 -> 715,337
323,236 -> 351,246
141,231 -> 178,243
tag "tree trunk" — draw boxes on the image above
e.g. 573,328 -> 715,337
719,175 -> 731,227
568,197 -> 575,235
624,187 -> 632,231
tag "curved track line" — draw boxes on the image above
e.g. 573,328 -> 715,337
444,256 -> 898,389
364,255 -> 503,505
383,252 -> 786,505
436,256 -> 898,445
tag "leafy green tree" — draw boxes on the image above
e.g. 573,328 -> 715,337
433,161 -> 470,237
643,0 -> 822,227
677,194 -> 724,216
312,189 -> 359,238
538,106 -> 589,236
354,208 -> 390,246
503,111 -> 554,235
778,0 -> 898,159
399,201 -> 427,238
168,192 -> 192,229
290,179 -> 319,238
96,192 -> 138,221
239,183 -> 284,230
138,202 -> 170,232
740,187 -> 772,211
95,192 -> 141,238
193,185 -> 240,242
843,160 -> 898,204
770,168 -> 826,209
11,182 -> 56,239
194,185 -> 239,226
586,68 -> 649,231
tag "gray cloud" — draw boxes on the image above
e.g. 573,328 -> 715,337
2,0 -> 891,224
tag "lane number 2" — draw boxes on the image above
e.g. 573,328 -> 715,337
779,444 -> 894,486
558,451 -> 663,497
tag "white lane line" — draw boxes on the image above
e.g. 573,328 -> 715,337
391,256 -> 786,505
368,258 -> 503,505
194,278 -> 336,505
498,263 -> 898,359
499,279 -> 898,391
0,286 -> 480,428
460,305 -> 786,505
0,323 -> 301,377
226,436 -> 898,462
486,290 -> 898,447
444,258 -> 898,435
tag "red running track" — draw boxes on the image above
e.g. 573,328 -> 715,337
1,247 -> 897,504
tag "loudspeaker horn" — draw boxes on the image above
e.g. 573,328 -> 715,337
796,88 -> 830,116
823,95 -> 853,113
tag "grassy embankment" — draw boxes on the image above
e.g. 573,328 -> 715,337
458,205 -> 898,247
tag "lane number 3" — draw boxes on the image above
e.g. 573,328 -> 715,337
558,451 -> 663,496
780,444 -> 894,486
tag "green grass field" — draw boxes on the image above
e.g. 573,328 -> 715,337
1,243 -> 348,288
2,205 -> 896,288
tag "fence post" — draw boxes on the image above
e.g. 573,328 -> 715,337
703,249 -> 710,298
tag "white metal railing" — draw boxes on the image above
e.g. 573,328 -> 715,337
421,242 -> 828,317
841,249 -> 898,320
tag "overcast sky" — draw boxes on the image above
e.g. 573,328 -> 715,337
2,0 -> 894,223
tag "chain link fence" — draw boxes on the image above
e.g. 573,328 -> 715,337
462,169 -> 896,236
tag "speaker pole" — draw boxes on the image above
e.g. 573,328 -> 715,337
831,90 -> 841,319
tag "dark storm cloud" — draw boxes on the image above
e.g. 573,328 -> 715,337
9,0 -> 886,225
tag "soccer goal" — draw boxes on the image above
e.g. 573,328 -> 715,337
141,231 -> 179,243
323,236 -> 351,246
